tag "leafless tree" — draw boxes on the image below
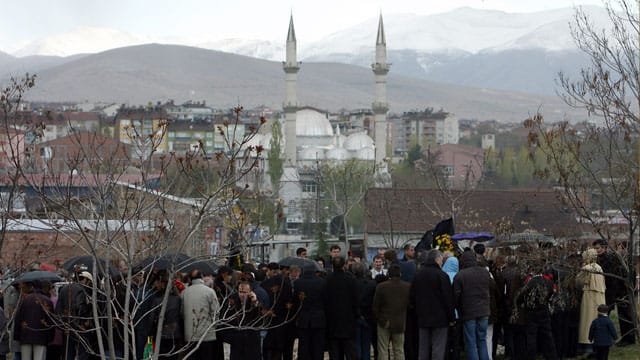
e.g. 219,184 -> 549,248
0,75 -> 302,359
526,0 -> 640,341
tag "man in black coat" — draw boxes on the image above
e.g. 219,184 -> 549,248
325,256 -> 359,360
262,266 -> 294,360
410,249 -> 455,360
294,263 -> 327,360
454,250 -> 491,360
56,272 -> 93,360
593,239 -> 636,346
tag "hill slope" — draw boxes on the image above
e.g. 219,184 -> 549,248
20,44 -> 582,122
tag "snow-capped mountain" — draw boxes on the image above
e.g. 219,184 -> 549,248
10,6 -> 612,59
197,38 -> 284,62
12,26 -> 153,57
1,6 -> 619,96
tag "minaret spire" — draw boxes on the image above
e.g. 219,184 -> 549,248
287,13 -> 296,43
283,13 -> 300,167
376,13 -> 386,47
372,13 -> 390,172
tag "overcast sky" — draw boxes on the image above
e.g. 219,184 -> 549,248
0,0 -> 606,52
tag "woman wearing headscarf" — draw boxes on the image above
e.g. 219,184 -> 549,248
442,255 -> 461,360
577,248 -> 606,355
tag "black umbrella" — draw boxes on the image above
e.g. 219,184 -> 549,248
183,259 -> 218,276
134,253 -> 195,273
12,271 -> 62,286
279,256 -> 323,272
62,255 -> 119,277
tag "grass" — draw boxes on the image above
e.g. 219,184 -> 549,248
601,308 -> 639,360
564,307 -> 639,360
493,307 -> 640,359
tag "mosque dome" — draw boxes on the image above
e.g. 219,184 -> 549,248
356,147 -> 375,160
325,147 -> 350,161
299,147 -> 325,161
344,132 -> 374,151
296,108 -> 334,137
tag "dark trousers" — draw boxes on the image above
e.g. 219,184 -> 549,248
524,310 -> 557,360
404,309 -> 419,360
46,345 -> 61,360
189,340 -> 223,360
593,345 -> 610,360
328,337 -> 357,360
298,327 -> 325,360
283,323 -> 296,360
157,338 -> 183,360
354,318 -> 372,360
418,327 -> 448,360
446,321 -> 462,360
61,333 -> 88,360
230,330 -> 261,360
616,301 -> 636,344
551,310 -> 579,359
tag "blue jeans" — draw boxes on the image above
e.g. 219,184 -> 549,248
463,317 -> 489,360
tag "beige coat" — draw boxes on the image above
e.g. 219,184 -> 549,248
182,278 -> 220,342
578,262 -> 606,344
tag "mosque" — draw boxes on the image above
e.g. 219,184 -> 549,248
246,14 -> 390,234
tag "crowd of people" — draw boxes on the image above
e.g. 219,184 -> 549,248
0,238 -> 634,360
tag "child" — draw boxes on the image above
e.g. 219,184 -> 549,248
588,304 -> 619,360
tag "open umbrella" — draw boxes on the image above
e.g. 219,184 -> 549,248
279,256 -> 323,272
451,232 -> 496,248
183,259 -> 218,276
133,253 -> 195,273
62,255 -> 119,277
451,232 -> 494,242
12,270 -> 62,286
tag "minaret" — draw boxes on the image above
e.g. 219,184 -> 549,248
283,14 -> 300,167
371,13 -> 390,168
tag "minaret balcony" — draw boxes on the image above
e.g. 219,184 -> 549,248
371,63 -> 390,75
283,103 -> 298,112
283,62 -> 301,73
372,102 -> 389,113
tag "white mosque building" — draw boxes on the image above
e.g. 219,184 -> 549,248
245,14 -> 390,234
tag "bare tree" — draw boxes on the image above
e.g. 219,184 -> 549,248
413,145 -> 485,228
320,159 -> 376,250
0,76 -> 303,359
525,0 -> 640,342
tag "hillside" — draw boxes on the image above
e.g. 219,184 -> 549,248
12,44 -> 583,122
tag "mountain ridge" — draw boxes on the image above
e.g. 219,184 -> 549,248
14,43 -> 583,123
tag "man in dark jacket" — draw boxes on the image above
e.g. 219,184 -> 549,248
56,271 -> 93,360
229,282 -> 262,360
454,250 -> 491,360
294,263 -> 327,360
411,249 -> 455,360
373,264 -> 410,360
515,266 -> 558,360
593,239 -> 636,346
325,256 -> 359,360
262,263 -> 294,360
351,262 -> 376,360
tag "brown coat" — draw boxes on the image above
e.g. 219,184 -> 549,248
372,277 -> 411,333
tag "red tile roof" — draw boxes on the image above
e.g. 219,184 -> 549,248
365,188 -> 585,237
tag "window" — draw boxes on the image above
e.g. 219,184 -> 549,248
302,181 -> 318,193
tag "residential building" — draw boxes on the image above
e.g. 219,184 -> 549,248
436,144 -> 485,189
116,107 -> 169,158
